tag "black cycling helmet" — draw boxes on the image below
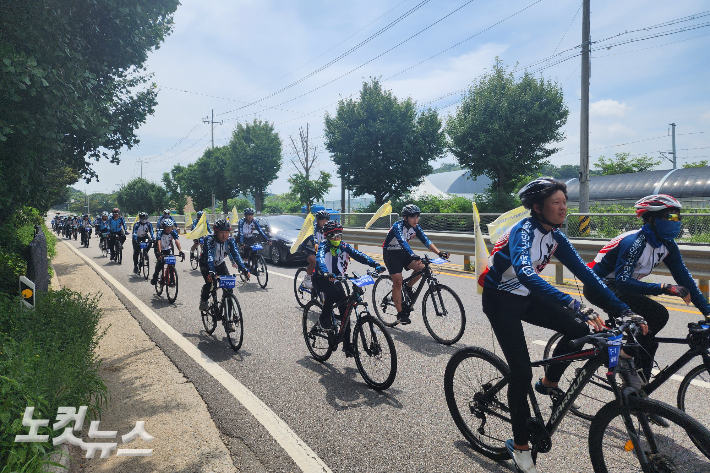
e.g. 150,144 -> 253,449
244,207 -> 255,216
322,220 -> 343,237
162,209 -> 170,216
518,177 -> 567,210
196,211 -> 204,218
138,212 -> 148,219
401,204 -> 421,218
162,218 -> 175,228
214,219 -> 231,232
315,210 -> 330,220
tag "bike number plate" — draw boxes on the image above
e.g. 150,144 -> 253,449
251,244 -> 263,251
607,334 -> 623,368
165,255 -> 176,265
140,242 -> 148,249
430,258 -> 447,265
219,276 -> 237,289
352,274 -> 375,287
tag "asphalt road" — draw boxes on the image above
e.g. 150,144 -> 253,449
56,230 -> 710,472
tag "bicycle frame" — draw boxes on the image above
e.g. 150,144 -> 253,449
330,274 -> 375,345
400,257 -> 441,305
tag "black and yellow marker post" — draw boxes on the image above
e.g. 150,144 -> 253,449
579,215 -> 590,237
19,276 -> 35,309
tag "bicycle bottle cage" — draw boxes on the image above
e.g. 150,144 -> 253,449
140,242 -> 148,249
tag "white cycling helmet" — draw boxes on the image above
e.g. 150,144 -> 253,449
634,194 -> 681,218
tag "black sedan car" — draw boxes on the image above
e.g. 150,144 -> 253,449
254,215 -> 309,265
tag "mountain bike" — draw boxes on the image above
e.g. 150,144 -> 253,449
80,228 -> 91,247
444,319 -> 710,472
110,234 -> 123,264
201,275 -> 243,351
99,232 -> 109,257
155,251 -> 183,303
543,319 -> 710,452
137,240 -> 151,280
190,237 -> 204,270
372,255 -> 465,345
302,270 -> 397,390
294,267 -> 350,308
240,242 -> 268,288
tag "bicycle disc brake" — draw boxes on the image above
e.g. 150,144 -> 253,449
526,417 -> 552,454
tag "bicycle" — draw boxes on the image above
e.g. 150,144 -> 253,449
294,267 -> 350,308
201,275 -> 244,351
99,232 -> 110,258
543,319 -> 710,443
240,242 -> 268,289
137,240 -> 151,280
155,250 -> 184,303
444,319 -> 710,472
110,235 -> 123,264
81,228 -> 91,248
190,237 -> 204,271
372,255 -> 466,345
302,270 -> 397,390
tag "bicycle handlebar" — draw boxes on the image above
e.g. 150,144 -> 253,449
569,320 -> 637,349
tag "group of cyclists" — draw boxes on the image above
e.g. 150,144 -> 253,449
56,179 -> 710,472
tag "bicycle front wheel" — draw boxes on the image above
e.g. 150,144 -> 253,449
201,295 -> 217,334
223,294 -> 243,351
190,249 -> 199,270
166,266 -> 178,303
444,347 -> 511,461
353,315 -> 397,390
255,255 -> 268,288
371,275 -> 398,327
422,284 -> 466,345
589,396 -> 710,472
142,252 -> 150,280
677,363 -> 710,457
302,301 -> 332,362
543,332 -> 615,421
294,268 -> 311,308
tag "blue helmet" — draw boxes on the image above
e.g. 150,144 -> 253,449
162,219 -> 175,228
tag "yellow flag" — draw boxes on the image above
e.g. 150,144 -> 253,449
291,212 -> 315,254
473,202 -> 489,294
365,201 -> 392,229
486,205 -> 528,242
184,212 -> 209,239
229,206 -> 239,227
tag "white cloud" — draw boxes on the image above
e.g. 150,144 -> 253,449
590,99 -> 631,117
701,111 -> 710,123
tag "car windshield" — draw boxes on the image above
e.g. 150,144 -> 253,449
265,215 -> 305,233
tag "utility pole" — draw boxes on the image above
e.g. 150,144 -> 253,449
579,0 -> 591,215
670,123 -> 677,169
137,159 -> 144,179
203,109 -> 223,149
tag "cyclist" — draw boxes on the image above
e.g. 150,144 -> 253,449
80,214 -> 93,243
107,208 -> 129,263
150,219 -> 185,286
479,177 -> 643,473
198,219 -> 249,313
236,208 -> 269,269
97,212 -> 110,249
298,210 -> 329,289
157,209 -> 172,229
93,214 -> 101,233
584,194 -> 710,389
382,204 -> 449,325
313,220 -> 385,357
132,212 -> 155,274
189,210 -> 211,262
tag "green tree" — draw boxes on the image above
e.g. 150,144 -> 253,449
262,193 -> 302,214
116,178 -> 169,215
446,59 -> 569,198
324,78 -> 446,205
288,171 -> 333,211
162,165 -> 188,214
179,146 -> 243,213
228,120 -> 282,212
0,0 -> 179,224
593,152 -> 660,175
682,160 -> 709,168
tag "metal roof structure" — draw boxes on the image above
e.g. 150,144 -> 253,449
425,170 -> 491,198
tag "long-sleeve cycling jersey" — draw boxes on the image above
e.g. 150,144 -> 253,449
299,221 -> 325,252
480,217 -> 629,315
132,221 -> 155,240
81,218 -> 92,229
157,215 -> 172,229
202,234 -> 246,273
107,216 -> 127,234
93,217 -> 101,227
156,229 -> 179,252
590,225 -> 710,314
382,220 -> 432,255
315,240 -> 378,277
236,217 -> 268,244
97,219 -> 110,232
191,217 -> 212,234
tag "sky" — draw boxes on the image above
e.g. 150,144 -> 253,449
79,0 -> 710,202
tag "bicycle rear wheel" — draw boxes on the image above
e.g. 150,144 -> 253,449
588,396 -> 710,472
294,268 -> 312,308
256,255 -> 268,288
677,363 -> 710,457
223,294 -> 243,351
422,284 -> 466,345
166,266 -> 178,303
190,246 -> 200,270
444,347 -> 511,461
302,301 -> 332,362
371,275 -> 398,327
353,315 -> 397,390
142,251 -> 150,280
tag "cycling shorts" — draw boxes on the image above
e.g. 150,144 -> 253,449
383,249 -> 416,275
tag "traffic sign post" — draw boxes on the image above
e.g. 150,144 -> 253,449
19,276 -> 35,309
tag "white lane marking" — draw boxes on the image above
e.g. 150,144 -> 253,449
63,241 -> 331,473
266,269 -> 293,280
532,340 -> 547,347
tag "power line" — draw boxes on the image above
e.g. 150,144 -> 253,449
592,31 -> 710,58
593,10 -> 710,45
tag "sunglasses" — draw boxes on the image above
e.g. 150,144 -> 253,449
662,213 -> 681,222
327,233 -> 342,240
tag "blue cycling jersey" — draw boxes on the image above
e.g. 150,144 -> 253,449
236,217 -> 268,244
315,240 -> 378,276
132,221 -> 155,240
107,216 -> 127,233
202,234 -> 245,273
382,220 -> 432,255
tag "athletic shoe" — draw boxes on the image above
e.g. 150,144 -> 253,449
534,379 -> 581,410
397,311 -> 411,325
303,277 -> 313,289
505,439 -> 537,473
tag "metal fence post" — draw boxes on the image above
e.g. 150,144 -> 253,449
699,278 -> 709,300
556,264 -> 564,285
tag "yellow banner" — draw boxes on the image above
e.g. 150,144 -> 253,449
184,212 -> 209,239
290,212 -> 315,254
486,205 -> 528,242
473,202 -> 489,294
365,201 -> 392,229
229,206 -> 239,227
